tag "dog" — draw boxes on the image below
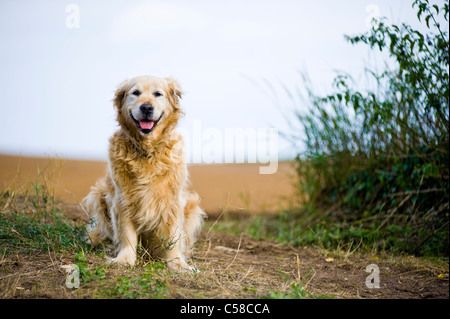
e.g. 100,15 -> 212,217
82,75 -> 206,271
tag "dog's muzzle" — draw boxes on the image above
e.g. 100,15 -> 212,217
130,105 -> 163,134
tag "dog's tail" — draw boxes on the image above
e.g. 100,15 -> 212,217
183,191 -> 207,252
81,176 -> 113,246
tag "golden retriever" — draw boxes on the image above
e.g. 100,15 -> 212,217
82,75 -> 206,271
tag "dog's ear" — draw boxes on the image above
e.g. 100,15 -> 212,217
113,79 -> 129,111
165,77 -> 183,108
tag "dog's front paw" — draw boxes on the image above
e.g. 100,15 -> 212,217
166,258 -> 197,273
108,251 -> 136,266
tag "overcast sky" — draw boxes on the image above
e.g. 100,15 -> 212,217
0,0 -> 434,163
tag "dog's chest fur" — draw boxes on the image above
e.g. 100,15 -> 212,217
108,130 -> 187,231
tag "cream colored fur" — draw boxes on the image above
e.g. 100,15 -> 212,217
82,76 -> 206,271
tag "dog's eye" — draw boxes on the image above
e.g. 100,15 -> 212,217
132,90 -> 141,96
154,91 -> 163,97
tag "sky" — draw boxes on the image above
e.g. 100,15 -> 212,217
0,0 -> 438,163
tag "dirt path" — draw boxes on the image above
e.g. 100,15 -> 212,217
191,231 -> 449,299
1,202 -> 448,299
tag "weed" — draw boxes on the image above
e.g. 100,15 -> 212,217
74,251 -> 106,284
269,0 -> 449,256
101,262 -> 170,299
264,282 -> 311,299
0,209 -> 87,254
264,267 -> 334,299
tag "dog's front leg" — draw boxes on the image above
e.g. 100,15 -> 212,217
163,232 -> 191,272
158,209 -> 192,272
110,201 -> 138,266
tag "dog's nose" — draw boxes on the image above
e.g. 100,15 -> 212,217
139,104 -> 154,114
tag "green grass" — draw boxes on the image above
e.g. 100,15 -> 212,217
1,169 -> 90,254
207,207 -> 445,256
262,268 -> 335,299
100,262 -> 170,299
0,209 -> 88,254
73,251 -> 107,284
0,180 -> 171,299
0,200 -> 171,298
264,283 -> 312,299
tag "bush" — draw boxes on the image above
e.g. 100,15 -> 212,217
286,0 -> 449,256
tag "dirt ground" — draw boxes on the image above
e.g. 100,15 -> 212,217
1,230 -> 448,299
1,204 -> 448,299
196,229 -> 449,299
0,155 -> 448,299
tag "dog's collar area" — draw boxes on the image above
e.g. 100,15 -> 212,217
130,113 -> 163,134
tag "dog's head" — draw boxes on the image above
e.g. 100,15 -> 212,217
113,76 -> 183,138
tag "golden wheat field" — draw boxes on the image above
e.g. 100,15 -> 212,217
0,154 -> 297,214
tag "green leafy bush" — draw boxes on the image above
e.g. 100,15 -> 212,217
286,0 -> 449,255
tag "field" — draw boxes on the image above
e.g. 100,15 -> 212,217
0,154 -> 297,214
0,154 -> 448,299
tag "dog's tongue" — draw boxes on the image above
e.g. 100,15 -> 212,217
139,121 -> 154,130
